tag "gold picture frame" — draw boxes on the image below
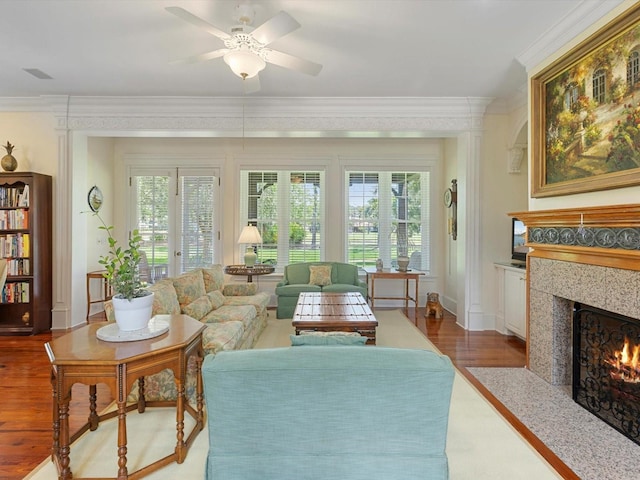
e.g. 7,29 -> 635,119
532,3 -> 640,197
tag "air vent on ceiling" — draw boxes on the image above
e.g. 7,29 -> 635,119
23,68 -> 53,80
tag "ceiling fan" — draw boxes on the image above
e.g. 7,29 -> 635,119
166,4 -> 322,93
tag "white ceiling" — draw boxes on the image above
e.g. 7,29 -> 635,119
0,0 -> 624,102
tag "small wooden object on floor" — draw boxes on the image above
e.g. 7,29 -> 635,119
292,292 -> 378,344
425,292 -> 443,318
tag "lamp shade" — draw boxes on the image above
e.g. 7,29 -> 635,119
224,50 -> 266,79
237,225 -> 263,245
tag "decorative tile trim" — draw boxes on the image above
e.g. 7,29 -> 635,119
529,227 -> 640,250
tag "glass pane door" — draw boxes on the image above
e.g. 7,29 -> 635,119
132,171 -> 172,283
130,167 -> 219,279
178,172 -> 218,272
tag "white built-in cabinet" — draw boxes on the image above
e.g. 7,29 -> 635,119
494,263 -> 526,339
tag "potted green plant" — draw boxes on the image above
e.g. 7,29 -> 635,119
94,212 -> 154,331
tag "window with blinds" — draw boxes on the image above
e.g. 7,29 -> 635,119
241,170 -> 324,266
346,171 -> 429,272
180,175 -> 215,272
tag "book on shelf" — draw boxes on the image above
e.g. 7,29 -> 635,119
0,281 -> 29,304
0,184 -> 29,208
0,209 -> 29,229
4,258 -> 30,276
18,184 -> 29,207
23,233 -> 29,257
0,233 -> 30,258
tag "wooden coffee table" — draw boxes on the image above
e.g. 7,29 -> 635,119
292,292 -> 378,344
44,314 -> 206,480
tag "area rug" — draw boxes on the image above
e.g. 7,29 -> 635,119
467,367 -> 640,480
26,310 -> 560,479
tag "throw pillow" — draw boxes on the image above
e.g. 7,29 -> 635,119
298,330 -> 362,337
207,290 -> 226,310
309,265 -> 332,286
172,269 -> 206,308
202,265 -> 225,293
182,294 -> 213,321
290,334 -> 367,346
147,279 -> 181,315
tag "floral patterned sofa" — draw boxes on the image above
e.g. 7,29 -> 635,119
104,265 -> 269,402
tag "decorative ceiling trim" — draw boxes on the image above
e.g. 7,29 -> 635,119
0,95 -> 492,137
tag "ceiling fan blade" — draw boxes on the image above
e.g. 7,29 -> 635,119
243,75 -> 261,94
170,48 -> 229,65
264,49 -> 322,76
251,11 -> 300,46
166,6 -> 230,40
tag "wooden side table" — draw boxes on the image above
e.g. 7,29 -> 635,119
86,270 -> 113,322
44,314 -> 206,480
364,267 -> 425,311
224,264 -> 275,282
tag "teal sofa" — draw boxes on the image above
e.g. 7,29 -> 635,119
275,262 -> 368,318
202,346 -> 455,480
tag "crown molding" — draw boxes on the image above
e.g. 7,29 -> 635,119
0,95 -> 493,137
516,0 -> 625,73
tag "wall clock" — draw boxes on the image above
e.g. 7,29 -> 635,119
444,188 -> 454,207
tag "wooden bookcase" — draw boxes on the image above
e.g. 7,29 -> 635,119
0,172 -> 52,334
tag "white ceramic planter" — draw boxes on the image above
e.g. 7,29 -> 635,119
397,256 -> 410,272
112,292 -> 155,331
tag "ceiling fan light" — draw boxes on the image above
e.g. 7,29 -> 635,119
223,50 -> 266,79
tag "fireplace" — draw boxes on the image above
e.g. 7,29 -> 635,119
573,303 -> 640,445
510,204 -> 640,387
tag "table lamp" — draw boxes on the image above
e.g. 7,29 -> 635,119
237,225 -> 262,267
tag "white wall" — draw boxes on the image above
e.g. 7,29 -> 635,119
480,112 -> 528,332
86,137 -> 115,270
85,137 -> 115,316
0,112 -> 57,177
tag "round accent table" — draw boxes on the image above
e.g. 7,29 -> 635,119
224,264 -> 275,282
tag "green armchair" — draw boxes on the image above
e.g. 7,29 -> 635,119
275,262 -> 368,318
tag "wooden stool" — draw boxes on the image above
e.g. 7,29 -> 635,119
86,270 -> 113,322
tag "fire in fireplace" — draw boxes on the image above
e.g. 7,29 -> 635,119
606,337 -> 640,383
573,303 -> 640,445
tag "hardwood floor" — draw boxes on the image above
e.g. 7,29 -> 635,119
0,307 -> 526,480
406,307 -> 527,368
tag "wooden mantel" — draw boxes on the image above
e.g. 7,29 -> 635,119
509,204 -> 640,271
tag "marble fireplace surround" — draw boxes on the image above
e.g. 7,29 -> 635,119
512,204 -> 640,386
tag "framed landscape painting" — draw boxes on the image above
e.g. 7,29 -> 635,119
532,3 -> 640,197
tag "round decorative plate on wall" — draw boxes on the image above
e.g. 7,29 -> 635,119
88,185 -> 103,212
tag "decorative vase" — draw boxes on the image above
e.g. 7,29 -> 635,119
112,292 -> 155,331
244,246 -> 257,267
397,256 -> 410,272
1,141 -> 17,172
376,258 -> 383,271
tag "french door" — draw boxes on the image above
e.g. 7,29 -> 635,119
130,167 -> 220,280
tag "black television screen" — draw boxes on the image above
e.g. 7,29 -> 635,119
511,218 -> 528,262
